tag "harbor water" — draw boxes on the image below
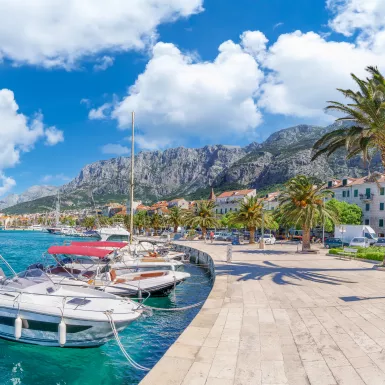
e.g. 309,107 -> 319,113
0,231 -> 213,385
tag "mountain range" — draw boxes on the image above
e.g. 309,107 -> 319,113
2,123 -> 383,214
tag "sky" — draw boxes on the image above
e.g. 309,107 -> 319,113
0,0 -> 384,196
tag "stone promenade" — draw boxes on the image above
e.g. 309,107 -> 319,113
140,241 -> 385,385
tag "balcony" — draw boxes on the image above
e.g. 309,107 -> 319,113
359,193 -> 374,202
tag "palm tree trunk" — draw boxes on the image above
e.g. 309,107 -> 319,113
202,227 -> 207,239
174,225 -> 178,233
302,226 -> 311,251
249,227 -> 255,244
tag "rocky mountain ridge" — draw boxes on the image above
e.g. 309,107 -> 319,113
3,123 -> 383,214
0,185 -> 58,210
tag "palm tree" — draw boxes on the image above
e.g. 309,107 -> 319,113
169,207 -> 185,233
184,200 -> 218,239
150,213 -> 162,233
278,175 -> 337,251
312,66 -> 385,168
232,196 -> 272,244
134,211 -> 148,233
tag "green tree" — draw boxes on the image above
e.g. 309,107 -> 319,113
324,199 -> 362,232
169,207 -> 185,233
312,66 -> 385,168
279,175 -> 337,251
83,216 -> 96,229
232,196 -> 273,244
184,200 -> 218,239
150,213 -> 162,232
219,212 -> 243,230
134,211 -> 149,232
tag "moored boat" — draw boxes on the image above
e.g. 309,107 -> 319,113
0,267 -> 142,347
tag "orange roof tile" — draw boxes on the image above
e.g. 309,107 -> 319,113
217,189 -> 255,198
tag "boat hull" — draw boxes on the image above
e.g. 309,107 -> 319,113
0,307 -> 134,348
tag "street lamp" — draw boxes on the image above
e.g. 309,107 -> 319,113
259,209 -> 265,250
339,225 -> 346,249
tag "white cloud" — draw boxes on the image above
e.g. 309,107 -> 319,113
258,31 -> 385,120
0,89 -> 61,196
273,22 -> 284,30
111,37 -> 264,142
94,56 -> 115,72
327,0 -> 385,39
89,103 -> 113,120
0,173 -> 16,196
135,135 -> 172,151
0,0 -> 203,69
80,98 -> 91,107
41,174 -> 70,183
101,143 -> 130,156
45,127 -> 64,146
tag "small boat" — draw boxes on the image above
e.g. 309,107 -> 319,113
0,266 -> 142,347
96,226 -> 130,242
27,225 -> 45,231
46,265 -> 190,297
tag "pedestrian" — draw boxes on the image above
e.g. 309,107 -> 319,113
210,231 -> 215,243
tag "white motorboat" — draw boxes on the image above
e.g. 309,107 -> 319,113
46,265 -> 191,297
27,225 -> 45,232
96,226 -> 130,242
46,245 -> 184,274
0,267 -> 141,347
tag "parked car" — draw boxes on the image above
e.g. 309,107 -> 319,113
215,232 -> 233,241
349,237 -> 370,248
324,238 -> 343,249
259,234 -> 276,245
374,238 -> 385,247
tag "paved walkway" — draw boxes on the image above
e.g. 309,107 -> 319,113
140,241 -> 385,385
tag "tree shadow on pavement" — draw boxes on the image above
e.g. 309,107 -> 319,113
215,260 -> 368,286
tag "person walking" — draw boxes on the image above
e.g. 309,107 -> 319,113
210,231 -> 215,243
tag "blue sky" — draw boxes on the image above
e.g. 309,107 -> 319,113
0,0 -> 382,195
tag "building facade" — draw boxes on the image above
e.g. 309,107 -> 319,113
215,189 -> 257,215
327,174 -> 385,236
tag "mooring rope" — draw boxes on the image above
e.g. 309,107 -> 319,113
141,301 -> 205,312
105,311 -> 150,371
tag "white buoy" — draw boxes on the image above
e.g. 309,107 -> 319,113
14,317 -> 22,339
58,320 -> 66,346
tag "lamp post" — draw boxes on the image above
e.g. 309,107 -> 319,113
259,209 -> 265,250
339,225 -> 346,249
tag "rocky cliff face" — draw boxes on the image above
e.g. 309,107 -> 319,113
0,185 -> 58,210
4,123 -> 384,213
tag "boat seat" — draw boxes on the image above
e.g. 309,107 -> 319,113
50,266 -> 81,275
132,272 -> 166,281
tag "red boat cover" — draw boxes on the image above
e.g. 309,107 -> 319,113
47,245 -> 112,258
70,241 -> 127,249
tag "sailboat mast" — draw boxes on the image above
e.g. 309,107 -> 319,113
55,190 -> 60,227
129,111 -> 135,244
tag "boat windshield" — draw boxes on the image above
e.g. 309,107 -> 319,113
3,269 -> 53,289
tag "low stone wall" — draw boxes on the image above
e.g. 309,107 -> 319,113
139,243 -> 217,385
173,243 -> 216,277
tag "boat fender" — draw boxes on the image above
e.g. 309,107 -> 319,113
14,316 -> 22,339
58,320 -> 66,346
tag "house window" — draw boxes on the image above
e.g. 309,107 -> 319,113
381,187 -> 385,196
347,190 -> 350,198
381,203 -> 384,211
366,188 -> 371,198
216,209 -> 218,214
230,208 -> 232,212
354,189 -> 358,197
342,179 -> 347,186
365,219 -> 370,225
225,208 -> 227,214
366,203 -> 370,211
380,219 -> 384,228
234,208 -> 237,212
328,181 -> 332,188
342,191 -> 346,198
220,209 -> 223,214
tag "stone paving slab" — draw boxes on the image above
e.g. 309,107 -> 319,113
140,241 -> 385,385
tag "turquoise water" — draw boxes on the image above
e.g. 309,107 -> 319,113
0,231 -> 213,385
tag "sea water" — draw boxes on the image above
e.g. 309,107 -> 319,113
0,231 -> 213,385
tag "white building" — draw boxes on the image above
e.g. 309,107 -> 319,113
167,198 -> 189,209
215,189 -> 256,215
126,200 -> 142,215
261,192 -> 280,211
327,174 -> 385,236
